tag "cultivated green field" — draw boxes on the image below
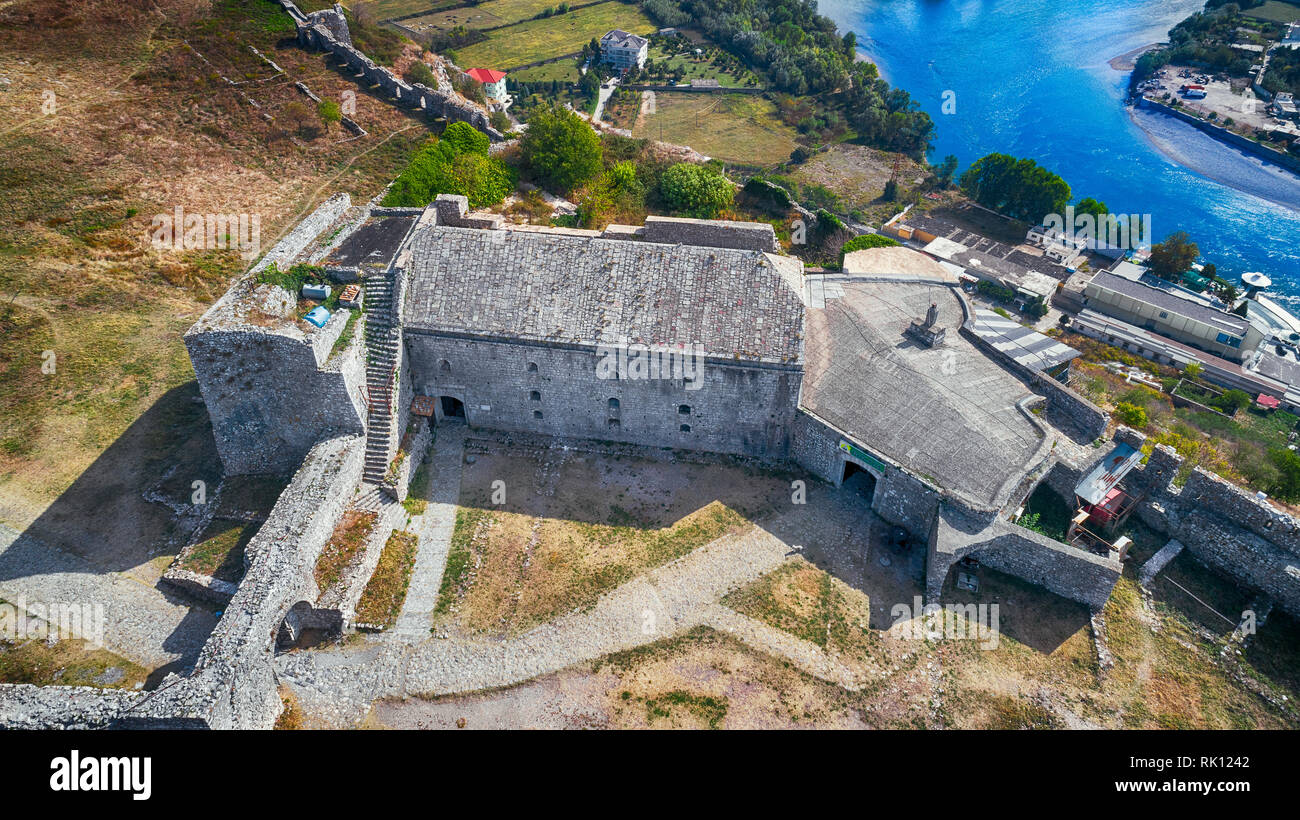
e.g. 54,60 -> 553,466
511,60 -> 583,84
369,0 -> 466,19
453,2 -> 657,69
1246,1 -> 1300,24
632,92 -> 798,166
644,44 -> 762,88
408,0 -> 572,31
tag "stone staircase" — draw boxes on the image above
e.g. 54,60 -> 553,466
362,272 -> 400,490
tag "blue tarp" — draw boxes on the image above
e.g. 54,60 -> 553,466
304,306 -> 331,328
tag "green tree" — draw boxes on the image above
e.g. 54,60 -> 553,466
1148,231 -> 1199,280
520,106 -> 603,194
959,153 -> 1071,224
381,132 -> 515,209
658,163 -> 734,219
1114,402 -> 1148,428
407,61 -> 437,87
1268,447 -> 1300,502
1074,197 -> 1108,217
318,99 -> 342,127
441,121 -> 490,156
934,155 -> 959,188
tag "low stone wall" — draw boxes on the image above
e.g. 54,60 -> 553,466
960,322 -> 1108,442
928,503 -> 1122,608
1113,427 -> 1300,618
642,215 -> 778,253
0,435 -> 366,729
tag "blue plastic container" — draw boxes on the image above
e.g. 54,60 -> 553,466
305,306 -> 331,328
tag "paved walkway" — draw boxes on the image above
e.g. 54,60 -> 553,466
389,425 -> 465,639
277,504 -> 868,726
0,523 -> 215,671
592,78 -> 617,122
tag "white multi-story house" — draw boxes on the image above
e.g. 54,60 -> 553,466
599,29 -> 649,72
466,68 -> 509,105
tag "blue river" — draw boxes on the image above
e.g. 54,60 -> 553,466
817,0 -> 1299,303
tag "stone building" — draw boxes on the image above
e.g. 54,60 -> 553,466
185,195 -> 1128,615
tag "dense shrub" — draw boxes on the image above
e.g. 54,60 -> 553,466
1114,402 -> 1148,429
658,163 -> 734,218
520,106 -> 604,194
382,125 -> 515,208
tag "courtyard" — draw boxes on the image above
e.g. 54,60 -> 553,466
268,425 -> 1299,730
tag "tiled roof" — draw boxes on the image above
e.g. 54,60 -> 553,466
601,29 -> 649,49
466,68 -> 506,83
401,226 -> 806,364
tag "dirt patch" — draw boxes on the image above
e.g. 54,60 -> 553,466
435,446 -> 792,636
372,627 -> 873,729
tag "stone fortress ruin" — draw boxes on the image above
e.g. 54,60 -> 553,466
5,168 -> 1300,726
5,9 -> 1300,715
3,184 -> 1300,727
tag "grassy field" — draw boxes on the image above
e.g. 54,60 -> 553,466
177,520 -> 258,581
0,0 -> 429,586
631,92 -> 798,166
0,633 -> 148,689
1246,0 -> 1300,24
406,0 -> 570,32
314,510 -> 379,595
434,447 -> 790,635
355,529 -> 420,629
643,44 -> 762,88
369,0 -> 466,19
508,59 -> 582,85
453,2 -> 656,69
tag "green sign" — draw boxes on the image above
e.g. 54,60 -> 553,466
838,439 -> 886,472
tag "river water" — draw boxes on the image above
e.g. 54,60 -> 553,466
818,0 -> 1299,302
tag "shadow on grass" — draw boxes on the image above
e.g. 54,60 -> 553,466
0,382 -> 224,684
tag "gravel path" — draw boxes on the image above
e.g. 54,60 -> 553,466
278,514 -> 812,725
0,523 -> 215,671
389,425 -> 465,639
701,604 -> 864,691
276,495 -> 895,726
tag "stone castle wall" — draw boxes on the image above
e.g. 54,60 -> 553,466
0,435 -> 366,728
184,194 -> 366,475
790,409 -> 941,537
1110,426 -> 1300,617
404,333 -> 800,460
186,325 -> 366,475
273,1 -> 504,141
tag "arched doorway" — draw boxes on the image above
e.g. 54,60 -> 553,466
841,460 -> 877,503
440,395 -> 465,420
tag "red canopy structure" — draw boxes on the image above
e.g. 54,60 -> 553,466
1257,393 -> 1281,410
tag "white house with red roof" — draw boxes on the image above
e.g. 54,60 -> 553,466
466,68 -> 509,105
